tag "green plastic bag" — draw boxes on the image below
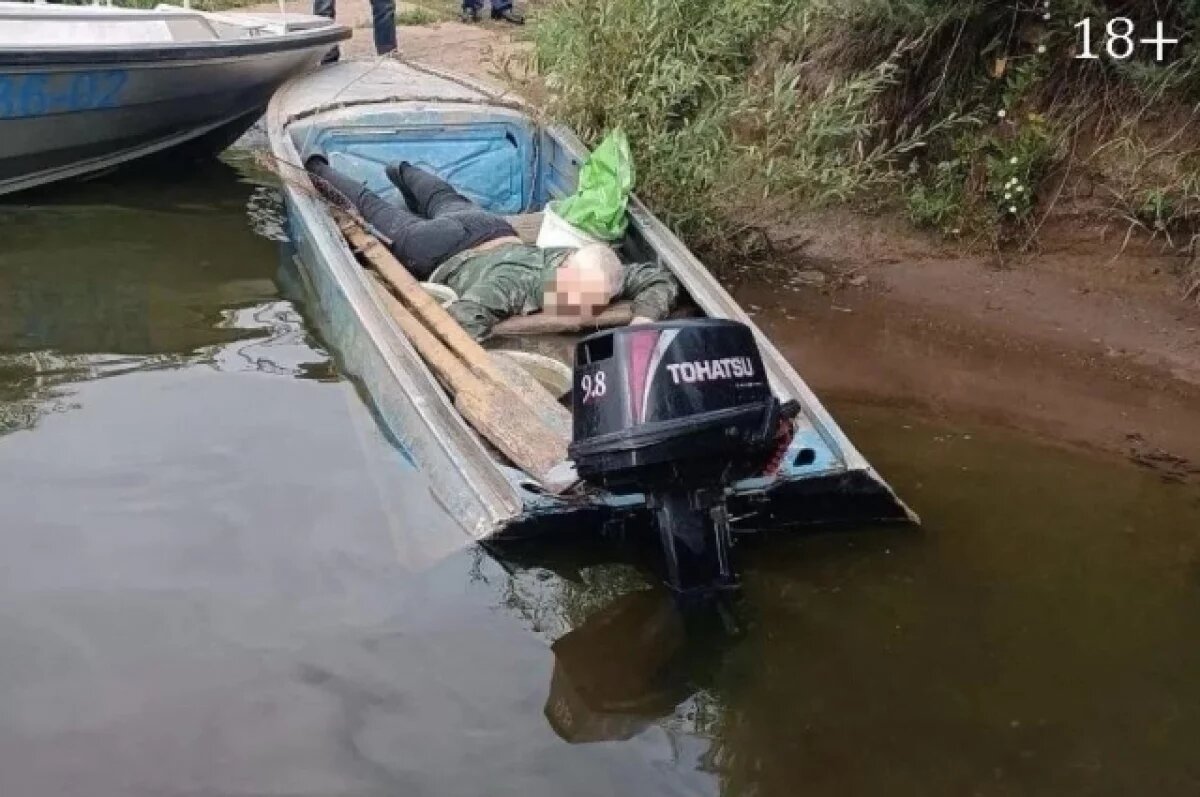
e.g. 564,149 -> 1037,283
552,129 -> 635,241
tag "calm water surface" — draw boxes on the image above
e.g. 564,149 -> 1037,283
1,159 -> 1198,797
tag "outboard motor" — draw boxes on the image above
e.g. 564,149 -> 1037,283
569,319 -> 798,597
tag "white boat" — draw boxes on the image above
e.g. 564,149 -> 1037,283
0,1 -> 349,195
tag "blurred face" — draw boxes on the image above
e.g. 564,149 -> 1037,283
544,262 -> 611,318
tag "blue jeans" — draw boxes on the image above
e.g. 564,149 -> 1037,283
308,161 -> 516,279
314,0 -> 397,59
463,0 -> 512,12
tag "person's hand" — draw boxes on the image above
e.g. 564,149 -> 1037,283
629,316 -> 655,326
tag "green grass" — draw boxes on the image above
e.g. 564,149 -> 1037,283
534,0 -> 1200,269
396,6 -> 442,26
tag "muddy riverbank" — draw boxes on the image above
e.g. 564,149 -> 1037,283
729,210 -> 1200,482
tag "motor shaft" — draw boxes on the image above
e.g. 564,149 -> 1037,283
650,489 -> 736,596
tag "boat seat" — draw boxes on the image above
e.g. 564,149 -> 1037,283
503,213 -> 544,245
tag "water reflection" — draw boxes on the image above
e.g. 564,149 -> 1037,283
482,543 -> 736,758
2,150 -> 278,216
0,352 -> 78,435
0,350 -> 190,436
0,158 -> 332,436
545,588 -> 739,747
545,589 -> 688,742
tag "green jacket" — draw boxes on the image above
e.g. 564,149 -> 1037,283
428,243 -> 680,339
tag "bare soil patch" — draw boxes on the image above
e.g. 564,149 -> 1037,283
729,211 -> 1200,480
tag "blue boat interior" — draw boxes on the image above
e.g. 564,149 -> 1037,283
288,109 -> 841,489
291,110 -> 579,218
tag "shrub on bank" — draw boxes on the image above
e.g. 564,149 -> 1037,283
535,0 -> 1200,272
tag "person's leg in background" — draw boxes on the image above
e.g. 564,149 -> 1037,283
370,0 -> 398,55
313,0 -> 340,63
488,0 -> 523,25
461,0 -> 521,25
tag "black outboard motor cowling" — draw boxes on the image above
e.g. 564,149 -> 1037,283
569,319 -> 796,596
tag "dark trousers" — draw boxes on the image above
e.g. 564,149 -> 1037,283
463,0 -> 512,12
313,0 -> 397,60
310,161 -> 516,279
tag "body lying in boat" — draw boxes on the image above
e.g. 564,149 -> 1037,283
305,154 -> 683,340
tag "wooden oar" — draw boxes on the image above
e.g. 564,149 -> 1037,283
335,210 -> 505,385
487,350 -> 572,441
369,275 -> 576,494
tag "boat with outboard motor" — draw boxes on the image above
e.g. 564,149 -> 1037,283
267,60 -> 917,593
0,1 -> 349,196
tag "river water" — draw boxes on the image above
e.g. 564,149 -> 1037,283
1,158 -> 1198,797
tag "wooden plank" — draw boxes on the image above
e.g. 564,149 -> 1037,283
368,275 -> 474,388
491,302 -> 635,336
336,210 -> 505,384
369,276 -> 576,494
488,350 -> 572,440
